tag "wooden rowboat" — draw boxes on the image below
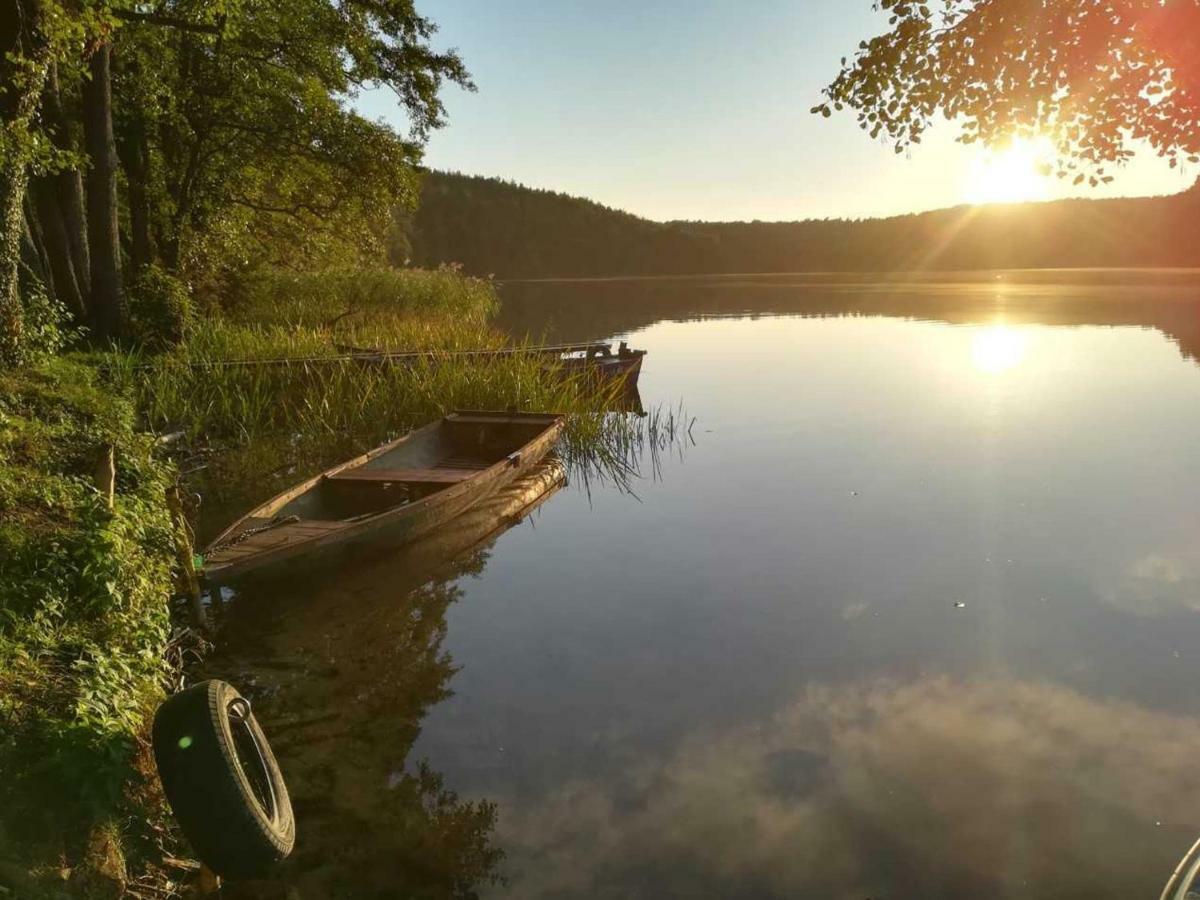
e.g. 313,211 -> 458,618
201,411 -> 564,581
558,341 -> 646,386
329,340 -> 647,390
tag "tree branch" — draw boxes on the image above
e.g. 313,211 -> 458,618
112,10 -> 222,35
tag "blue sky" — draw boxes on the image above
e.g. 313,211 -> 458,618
357,0 -> 1192,222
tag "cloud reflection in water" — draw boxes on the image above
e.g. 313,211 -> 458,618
497,677 -> 1200,899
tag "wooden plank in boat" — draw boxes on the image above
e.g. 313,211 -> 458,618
328,467 -> 479,485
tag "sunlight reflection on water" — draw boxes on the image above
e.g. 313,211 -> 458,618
971,324 -> 1028,375
215,272 -> 1200,900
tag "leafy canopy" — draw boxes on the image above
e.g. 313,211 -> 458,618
816,0 -> 1200,185
111,0 -> 472,283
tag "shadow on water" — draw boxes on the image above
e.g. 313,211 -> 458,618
200,464 -> 568,899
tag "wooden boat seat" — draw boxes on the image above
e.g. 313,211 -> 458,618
327,466 -> 481,486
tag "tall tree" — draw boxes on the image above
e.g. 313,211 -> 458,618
0,0 -> 50,365
82,40 -> 124,340
114,0 -> 473,285
3,0 -> 472,357
32,63 -> 89,318
816,0 -> 1200,185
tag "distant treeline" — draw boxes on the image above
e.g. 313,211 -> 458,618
399,171 -> 1200,279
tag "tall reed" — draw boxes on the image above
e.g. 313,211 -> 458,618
104,265 -> 671,530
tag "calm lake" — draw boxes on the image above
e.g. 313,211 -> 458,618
213,270 -> 1200,899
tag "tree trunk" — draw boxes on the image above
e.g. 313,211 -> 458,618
31,179 -> 86,317
0,0 -> 49,366
41,60 -> 91,304
117,114 -> 153,273
0,154 -> 32,366
19,196 -> 49,297
82,42 -> 124,342
61,168 -> 91,298
22,190 -> 52,293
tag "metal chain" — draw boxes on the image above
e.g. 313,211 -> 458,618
208,514 -> 300,554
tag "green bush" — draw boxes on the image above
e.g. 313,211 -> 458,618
0,359 -> 176,851
227,265 -> 498,331
17,280 -> 84,361
126,264 -> 195,348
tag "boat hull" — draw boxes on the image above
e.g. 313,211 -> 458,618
202,412 -> 564,582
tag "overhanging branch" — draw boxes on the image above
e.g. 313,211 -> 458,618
113,10 -> 222,35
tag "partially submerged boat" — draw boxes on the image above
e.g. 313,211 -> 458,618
201,411 -> 564,581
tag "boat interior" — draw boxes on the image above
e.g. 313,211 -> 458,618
277,414 -> 556,522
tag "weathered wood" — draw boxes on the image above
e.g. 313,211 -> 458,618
328,466 -> 477,485
201,411 -> 564,580
94,444 -> 115,508
166,485 -> 205,627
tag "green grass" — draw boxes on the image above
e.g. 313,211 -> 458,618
99,267 -> 646,531
225,265 -> 499,334
0,264 -> 662,892
104,266 -> 567,441
0,358 -> 178,889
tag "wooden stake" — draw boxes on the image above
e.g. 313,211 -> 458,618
94,444 -> 115,508
166,484 -> 206,629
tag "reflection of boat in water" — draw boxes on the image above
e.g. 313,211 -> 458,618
363,458 -> 567,583
202,411 -> 563,581
209,464 -> 567,898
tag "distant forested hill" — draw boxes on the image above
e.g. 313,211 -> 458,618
398,171 -> 1200,279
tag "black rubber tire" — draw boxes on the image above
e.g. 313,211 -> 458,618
152,680 -> 295,878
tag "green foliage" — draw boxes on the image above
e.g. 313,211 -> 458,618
7,0 -> 472,353
110,281 -> 612,448
227,265 -> 498,331
407,171 -> 680,278
109,0 -> 473,290
17,278 -> 83,358
0,358 -> 176,850
405,171 -> 1200,278
126,264 -> 194,348
818,0 -> 1200,182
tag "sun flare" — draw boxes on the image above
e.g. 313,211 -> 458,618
965,137 -> 1054,205
971,326 -> 1027,375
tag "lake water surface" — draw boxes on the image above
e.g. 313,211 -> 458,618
215,271 -> 1200,899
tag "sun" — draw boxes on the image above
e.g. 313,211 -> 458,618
965,137 -> 1054,205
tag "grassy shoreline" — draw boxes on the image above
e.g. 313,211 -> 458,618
0,265 -> 638,895
0,358 -> 180,895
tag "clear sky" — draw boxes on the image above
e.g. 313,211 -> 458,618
357,0 -> 1195,223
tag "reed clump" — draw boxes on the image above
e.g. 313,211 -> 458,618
102,265 -> 653,532
563,402 -> 695,495
226,265 -> 499,334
